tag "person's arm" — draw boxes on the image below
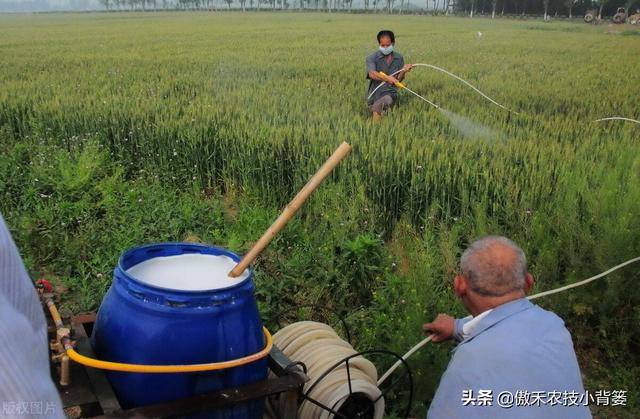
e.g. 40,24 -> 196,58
396,63 -> 413,82
453,316 -> 472,341
0,215 -> 64,419
368,70 -> 397,83
423,314 -> 472,343
366,54 -> 400,85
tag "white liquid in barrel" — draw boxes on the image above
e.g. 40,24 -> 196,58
126,254 -> 248,291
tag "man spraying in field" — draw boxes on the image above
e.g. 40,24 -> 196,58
366,30 -> 414,122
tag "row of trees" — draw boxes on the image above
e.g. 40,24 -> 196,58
455,0 -> 637,19
98,0 -> 356,10
96,0 -> 637,17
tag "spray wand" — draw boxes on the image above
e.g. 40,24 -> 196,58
377,71 -> 440,109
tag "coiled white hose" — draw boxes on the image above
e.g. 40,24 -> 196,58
266,321 -> 385,419
377,255 -> 640,387
367,63 -> 519,114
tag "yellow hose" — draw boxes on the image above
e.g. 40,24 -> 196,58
46,299 -> 64,328
65,326 -> 272,373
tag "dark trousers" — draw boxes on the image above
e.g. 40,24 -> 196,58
369,94 -> 395,114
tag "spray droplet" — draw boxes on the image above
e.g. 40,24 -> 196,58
438,108 -> 503,141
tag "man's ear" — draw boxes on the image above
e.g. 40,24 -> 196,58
524,273 -> 534,294
453,275 -> 467,298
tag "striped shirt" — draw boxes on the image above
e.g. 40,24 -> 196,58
0,214 -> 64,418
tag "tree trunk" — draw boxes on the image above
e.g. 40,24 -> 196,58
492,0 -> 496,18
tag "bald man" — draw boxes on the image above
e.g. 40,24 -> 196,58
424,236 -> 591,419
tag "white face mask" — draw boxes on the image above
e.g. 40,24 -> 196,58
379,45 -> 394,56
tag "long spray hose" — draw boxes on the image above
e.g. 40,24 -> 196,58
377,255 -> 640,386
368,63 -> 519,114
594,116 -> 640,124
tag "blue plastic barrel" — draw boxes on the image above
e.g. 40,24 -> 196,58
91,243 -> 268,417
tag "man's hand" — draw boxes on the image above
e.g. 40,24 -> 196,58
385,76 -> 401,86
422,314 -> 455,343
401,64 -> 414,73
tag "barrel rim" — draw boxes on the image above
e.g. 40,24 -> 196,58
117,242 -> 254,295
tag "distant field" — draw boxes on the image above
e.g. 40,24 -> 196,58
1,12 -> 639,417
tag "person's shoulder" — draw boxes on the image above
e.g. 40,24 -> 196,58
464,301 -> 561,344
366,51 -> 380,60
528,303 -> 567,327
393,51 -> 404,62
501,303 -> 575,347
494,301 -> 567,334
